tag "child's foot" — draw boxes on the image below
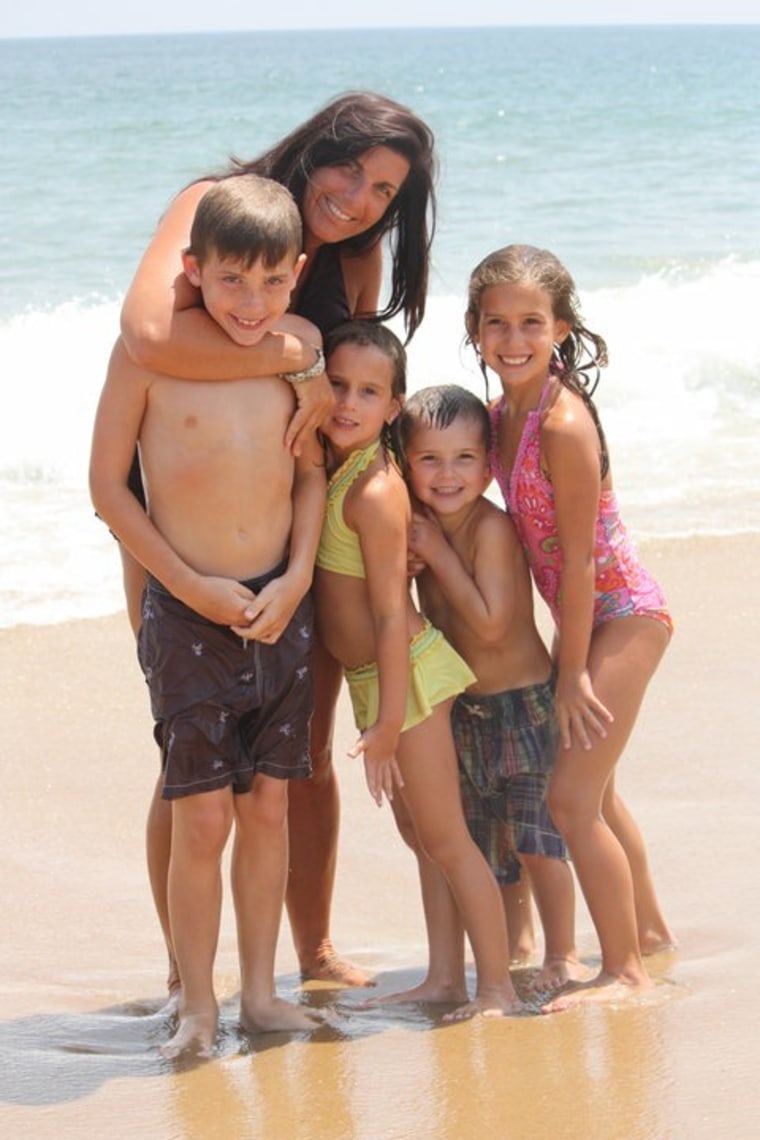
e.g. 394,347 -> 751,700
640,928 -> 679,956
157,963 -> 182,1016
541,970 -> 652,1013
358,978 -> 469,1008
524,955 -> 590,997
160,1009 -> 217,1060
240,996 -> 324,1033
509,950 -> 535,969
443,985 -> 526,1022
300,941 -> 374,987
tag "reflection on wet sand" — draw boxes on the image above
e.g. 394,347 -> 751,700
2,537 -> 760,1138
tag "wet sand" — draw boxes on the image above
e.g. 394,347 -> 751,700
1,534 -> 758,1139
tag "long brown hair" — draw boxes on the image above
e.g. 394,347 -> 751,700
225,92 -> 437,340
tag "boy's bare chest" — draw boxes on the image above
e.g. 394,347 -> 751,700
145,377 -> 293,449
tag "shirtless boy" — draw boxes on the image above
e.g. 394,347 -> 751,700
90,174 -> 326,1058
399,384 -> 585,992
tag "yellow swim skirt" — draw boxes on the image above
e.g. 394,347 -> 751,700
345,620 -> 476,734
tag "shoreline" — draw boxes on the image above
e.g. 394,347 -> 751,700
2,530 -> 759,1138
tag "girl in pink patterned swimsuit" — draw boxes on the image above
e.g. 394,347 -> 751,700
465,244 -> 676,1011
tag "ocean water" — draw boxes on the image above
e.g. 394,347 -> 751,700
1,24 -> 759,628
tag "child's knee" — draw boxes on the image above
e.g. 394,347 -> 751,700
391,797 -> 419,851
546,782 -> 574,836
243,776 -> 289,830
174,793 -> 233,857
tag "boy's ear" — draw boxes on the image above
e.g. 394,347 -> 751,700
181,250 -> 202,287
292,252 -> 307,282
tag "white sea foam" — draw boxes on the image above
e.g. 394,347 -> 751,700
1,259 -> 758,628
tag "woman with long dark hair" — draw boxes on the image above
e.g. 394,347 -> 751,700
118,91 -> 437,995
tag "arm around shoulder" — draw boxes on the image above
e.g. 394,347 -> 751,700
120,182 -> 320,380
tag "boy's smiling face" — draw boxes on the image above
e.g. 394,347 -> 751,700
182,248 -> 305,346
404,415 -> 492,518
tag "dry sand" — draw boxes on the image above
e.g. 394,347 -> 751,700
1,534 -> 758,1139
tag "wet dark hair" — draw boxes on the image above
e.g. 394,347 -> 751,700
223,92 -> 437,340
186,174 -> 302,269
397,384 -> 491,467
324,319 -> 406,454
465,244 -> 610,477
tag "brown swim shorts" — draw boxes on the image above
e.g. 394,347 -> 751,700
137,566 -> 313,800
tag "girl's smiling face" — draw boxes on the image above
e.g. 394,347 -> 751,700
472,281 -> 570,401
323,342 -> 401,460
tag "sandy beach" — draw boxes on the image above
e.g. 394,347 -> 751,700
1,533 -> 758,1139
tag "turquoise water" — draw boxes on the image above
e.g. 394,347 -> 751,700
1,25 -> 759,623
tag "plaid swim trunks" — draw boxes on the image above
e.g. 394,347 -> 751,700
451,675 -> 567,883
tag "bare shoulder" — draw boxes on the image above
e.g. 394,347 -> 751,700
348,452 -> 408,524
107,335 -> 154,388
542,385 -> 598,449
472,496 -> 521,553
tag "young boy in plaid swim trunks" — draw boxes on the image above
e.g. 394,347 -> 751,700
399,384 -> 587,992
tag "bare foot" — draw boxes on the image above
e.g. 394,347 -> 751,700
300,941 -> 374,987
240,996 -> 324,1033
509,951 -> 534,969
541,970 -> 652,1013
155,961 -> 182,1017
524,956 -> 590,997
443,986 -> 527,1022
157,989 -> 181,1018
166,955 -> 181,995
160,1010 -> 217,1060
358,978 -> 469,1008
640,928 -> 679,956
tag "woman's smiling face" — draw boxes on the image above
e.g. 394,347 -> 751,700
300,145 -> 410,251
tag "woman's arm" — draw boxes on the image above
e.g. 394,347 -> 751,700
121,182 -> 314,377
120,183 -> 332,449
543,398 -> 614,750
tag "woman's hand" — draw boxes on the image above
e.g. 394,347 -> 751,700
284,370 -> 334,456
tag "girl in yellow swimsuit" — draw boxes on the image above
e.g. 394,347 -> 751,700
314,319 -> 525,1021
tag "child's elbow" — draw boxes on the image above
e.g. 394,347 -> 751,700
479,623 -> 509,648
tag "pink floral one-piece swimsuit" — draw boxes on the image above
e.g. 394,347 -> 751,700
488,378 -> 673,634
